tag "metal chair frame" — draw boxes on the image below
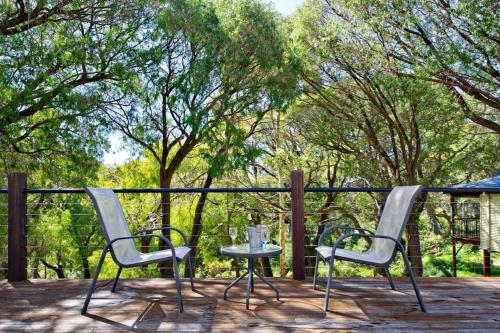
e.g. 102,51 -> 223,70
313,186 -> 427,313
82,189 -> 194,314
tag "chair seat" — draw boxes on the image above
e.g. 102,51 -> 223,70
122,246 -> 191,266
315,246 -> 387,265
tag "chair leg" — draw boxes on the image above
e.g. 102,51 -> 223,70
313,253 -> 320,290
81,248 -> 107,314
385,266 -> 395,290
111,267 -> 122,293
187,255 -> 195,291
401,250 -> 427,312
323,258 -> 335,312
172,259 -> 184,313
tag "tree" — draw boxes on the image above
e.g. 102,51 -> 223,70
185,116 -> 270,277
13,145 -> 104,279
1,0 -> 95,35
0,0 -> 145,154
101,0 -> 293,276
323,0 -> 500,132
225,110 -> 357,277
290,0 -> 499,276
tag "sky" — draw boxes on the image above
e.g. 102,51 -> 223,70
103,0 -> 305,166
268,0 -> 304,15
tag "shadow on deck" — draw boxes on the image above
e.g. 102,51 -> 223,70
1,277 -> 500,332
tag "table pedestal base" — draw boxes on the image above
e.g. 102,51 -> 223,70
223,258 -> 280,309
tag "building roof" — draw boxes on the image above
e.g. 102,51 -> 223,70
454,175 -> 500,189
448,175 -> 500,195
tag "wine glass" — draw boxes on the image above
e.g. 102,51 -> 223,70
229,227 -> 237,248
261,226 -> 269,248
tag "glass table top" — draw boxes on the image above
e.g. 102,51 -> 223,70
220,243 -> 282,258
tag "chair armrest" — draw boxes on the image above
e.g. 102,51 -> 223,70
135,227 -> 188,246
108,234 -> 177,259
329,233 -> 403,258
318,225 -> 375,245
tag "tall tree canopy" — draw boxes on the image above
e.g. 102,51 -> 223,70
0,0 -> 145,156
289,0 -> 499,275
100,0 -> 295,276
320,0 -> 500,132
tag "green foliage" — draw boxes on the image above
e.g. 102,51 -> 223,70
320,0 -> 499,131
0,0 -> 147,168
0,0 -> 498,281
289,0 -> 498,188
103,0 -> 298,184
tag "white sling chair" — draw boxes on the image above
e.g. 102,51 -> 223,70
82,188 -> 194,314
313,185 -> 426,312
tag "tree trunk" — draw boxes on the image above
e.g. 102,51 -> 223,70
82,256 -> 90,279
233,259 -> 241,277
374,199 -> 386,277
32,264 -> 40,279
406,215 -> 423,277
159,170 -> 173,278
275,111 -> 288,277
259,257 -> 273,277
304,224 -> 316,276
278,193 -> 287,276
41,260 -> 65,279
185,173 -> 213,277
405,192 -> 426,277
141,236 -> 152,254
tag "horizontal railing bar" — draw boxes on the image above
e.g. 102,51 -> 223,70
0,186 -> 496,194
21,187 -> 292,194
305,187 -> 500,193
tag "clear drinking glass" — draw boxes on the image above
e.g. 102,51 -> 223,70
229,227 -> 237,248
261,226 -> 269,248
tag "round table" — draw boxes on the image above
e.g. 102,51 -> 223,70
220,243 -> 282,309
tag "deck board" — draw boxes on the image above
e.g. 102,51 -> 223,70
1,278 -> 499,332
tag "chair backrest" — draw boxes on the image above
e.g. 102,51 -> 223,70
85,187 -> 140,264
370,185 -> 423,263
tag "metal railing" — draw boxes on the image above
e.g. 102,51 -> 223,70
1,171 -> 499,281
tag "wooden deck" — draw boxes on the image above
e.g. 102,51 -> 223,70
1,277 -> 499,332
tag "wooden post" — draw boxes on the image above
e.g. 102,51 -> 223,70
8,172 -> 28,282
483,249 -> 491,277
291,170 -> 305,280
